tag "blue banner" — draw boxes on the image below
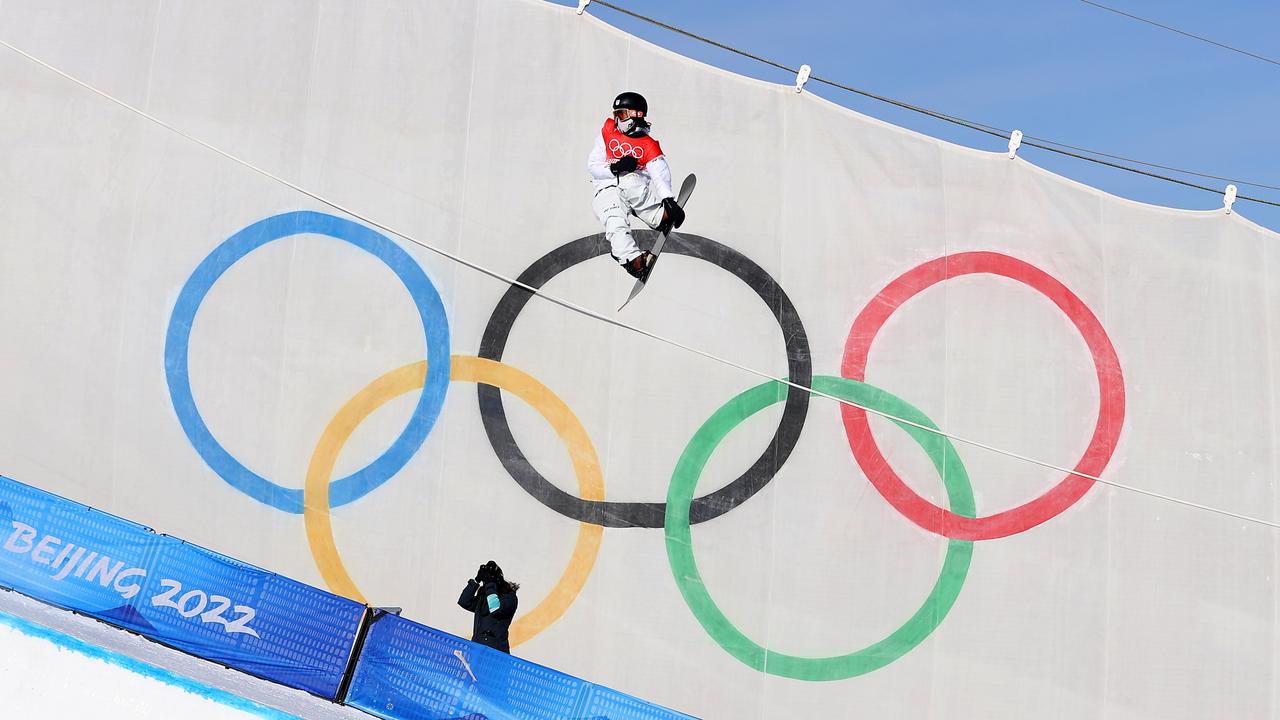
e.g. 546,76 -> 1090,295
345,612 -> 696,720
0,475 -> 365,699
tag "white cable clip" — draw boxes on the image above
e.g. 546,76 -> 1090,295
577,0 -> 590,15
1223,184 -> 1237,214
794,64 -> 811,93
1007,129 -> 1023,159
452,649 -> 478,683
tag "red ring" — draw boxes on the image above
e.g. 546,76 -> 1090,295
841,252 -> 1125,540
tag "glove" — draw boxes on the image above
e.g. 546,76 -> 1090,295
609,155 -> 638,176
657,197 -> 685,233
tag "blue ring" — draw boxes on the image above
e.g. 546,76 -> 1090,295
164,211 -> 450,513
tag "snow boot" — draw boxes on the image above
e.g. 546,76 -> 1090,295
624,251 -> 655,280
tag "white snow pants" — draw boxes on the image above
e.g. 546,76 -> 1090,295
592,173 -> 665,264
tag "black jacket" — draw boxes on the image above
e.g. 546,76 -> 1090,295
458,579 -> 518,653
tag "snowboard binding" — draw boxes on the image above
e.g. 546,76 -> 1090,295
623,251 -> 656,280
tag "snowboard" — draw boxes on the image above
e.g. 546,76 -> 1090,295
617,173 -> 696,311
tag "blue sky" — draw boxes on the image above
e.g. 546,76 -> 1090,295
552,0 -> 1280,233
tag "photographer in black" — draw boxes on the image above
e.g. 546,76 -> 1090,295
457,560 -> 520,653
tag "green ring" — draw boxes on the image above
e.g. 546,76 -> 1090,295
664,376 -> 976,681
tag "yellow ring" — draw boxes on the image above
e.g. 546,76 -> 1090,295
303,356 -> 604,647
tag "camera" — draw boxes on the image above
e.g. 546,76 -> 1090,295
476,560 -> 501,584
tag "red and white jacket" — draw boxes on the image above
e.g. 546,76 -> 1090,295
587,118 -> 674,199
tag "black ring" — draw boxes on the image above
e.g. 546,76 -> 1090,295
477,232 -> 812,528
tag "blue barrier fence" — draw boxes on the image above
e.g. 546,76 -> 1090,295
0,474 -> 695,719
0,475 -> 366,699
345,612 -> 695,720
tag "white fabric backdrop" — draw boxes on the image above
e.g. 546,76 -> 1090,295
1,1 -> 1276,717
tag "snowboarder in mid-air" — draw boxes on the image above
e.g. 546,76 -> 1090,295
588,91 -> 686,279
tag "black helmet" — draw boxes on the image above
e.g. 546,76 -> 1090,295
613,91 -> 647,115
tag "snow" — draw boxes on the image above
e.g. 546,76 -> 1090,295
0,588 -> 371,720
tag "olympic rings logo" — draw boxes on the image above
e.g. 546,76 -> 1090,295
164,211 -> 1125,680
608,138 -> 644,159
